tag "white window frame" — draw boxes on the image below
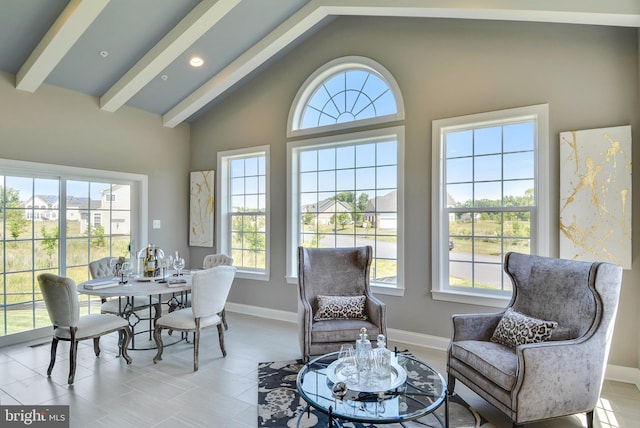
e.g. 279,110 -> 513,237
286,127 -> 405,296
0,158 -> 147,346
431,104 -> 549,307
287,56 -> 405,139
217,145 -> 270,281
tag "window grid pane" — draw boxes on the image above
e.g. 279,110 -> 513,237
1,175 -> 132,337
228,154 -> 267,272
300,70 -> 398,130
297,139 -> 398,285
445,120 -> 535,293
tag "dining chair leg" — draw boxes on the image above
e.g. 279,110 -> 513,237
47,336 -> 59,376
217,323 -> 227,357
93,337 -> 101,357
120,326 -> 133,364
194,318 -> 201,371
221,308 -> 228,330
68,327 -> 78,384
152,325 -> 164,363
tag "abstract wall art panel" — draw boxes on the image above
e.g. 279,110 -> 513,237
559,126 -> 632,269
189,170 -> 215,247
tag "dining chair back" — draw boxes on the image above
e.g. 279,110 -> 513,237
89,256 -> 161,348
37,273 -> 132,384
200,253 -> 234,329
153,265 -> 236,371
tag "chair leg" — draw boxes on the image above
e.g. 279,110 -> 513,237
447,373 -> 456,394
93,337 -> 101,357
47,337 -> 59,376
586,410 -> 594,428
152,324 -> 164,363
120,327 -> 133,364
68,327 -> 78,384
194,319 -> 200,372
217,323 -> 227,357
221,308 -> 228,330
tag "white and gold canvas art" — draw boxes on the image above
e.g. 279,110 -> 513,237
189,170 -> 215,247
559,126 -> 632,269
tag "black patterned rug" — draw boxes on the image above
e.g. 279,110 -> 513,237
258,359 -> 492,428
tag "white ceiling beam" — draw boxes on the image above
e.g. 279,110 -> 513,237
163,0 -> 640,128
16,0 -> 109,93
100,0 -> 241,113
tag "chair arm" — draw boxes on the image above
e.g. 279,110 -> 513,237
513,338 -> 607,423
451,312 -> 503,342
298,296 -> 313,359
365,295 -> 387,335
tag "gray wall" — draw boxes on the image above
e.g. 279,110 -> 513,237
190,17 -> 640,368
0,71 -> 192,261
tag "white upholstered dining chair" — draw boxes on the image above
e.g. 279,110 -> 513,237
202,253 -> 233,329
153,265 -> 236,371
37,273 -> 132,384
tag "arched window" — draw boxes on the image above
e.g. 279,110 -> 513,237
288,56 -> 404,136
287,57 -> 405,295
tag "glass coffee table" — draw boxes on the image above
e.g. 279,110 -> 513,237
296,351 -> 448,427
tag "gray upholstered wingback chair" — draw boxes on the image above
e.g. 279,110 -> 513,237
447,252 -> 623,428
298,246 -> 387,362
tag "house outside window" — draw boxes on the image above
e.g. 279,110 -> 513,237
287,56 -> 405,295
431,104 -> 549,306
217,146 -> 269,280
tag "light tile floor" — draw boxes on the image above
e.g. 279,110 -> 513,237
0,313 -> 638,427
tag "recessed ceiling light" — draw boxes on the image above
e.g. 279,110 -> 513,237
161,75 -> 168,81
100,51 -> 109,58
189,56 -> 204,67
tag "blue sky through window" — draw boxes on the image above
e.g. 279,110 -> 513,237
445,121 -> 535,204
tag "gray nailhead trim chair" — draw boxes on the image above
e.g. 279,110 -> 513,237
447,252 -> 623,428
37,273 -> 133,384
153,265 -> 236,371
297,245 -> 387,362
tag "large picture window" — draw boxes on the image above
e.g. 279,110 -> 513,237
287,57 -> 405,294
431,104 -> 549,306
0,159 -> 145,341
288,129 -> 404,291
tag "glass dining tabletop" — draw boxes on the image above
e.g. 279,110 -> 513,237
296,351 -> 448,427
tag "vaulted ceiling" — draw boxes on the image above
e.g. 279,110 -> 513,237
1,0 -> 638,128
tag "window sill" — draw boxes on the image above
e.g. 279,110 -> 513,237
286,276 -> 404,297
431,289 -> 510,308
236,271 -> 269,281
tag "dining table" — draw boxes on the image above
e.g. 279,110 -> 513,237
77,271 -> 197,350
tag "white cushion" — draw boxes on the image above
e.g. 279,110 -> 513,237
54,314 -> 128,340
155,308 -> 221,331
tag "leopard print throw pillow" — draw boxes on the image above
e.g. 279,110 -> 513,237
314,295 -> 368,321
491,307 -> 558,349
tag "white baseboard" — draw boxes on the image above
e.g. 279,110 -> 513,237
227,303 -> 640,388
606,364 -> 640,390
226,302 -> 297,323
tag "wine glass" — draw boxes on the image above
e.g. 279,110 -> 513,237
119,261 -> 133,286
173,257 -> 185,277
338,344 -> 358,386
109,257 -> 120,280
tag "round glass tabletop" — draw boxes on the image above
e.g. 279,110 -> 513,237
296,351 -> 448,426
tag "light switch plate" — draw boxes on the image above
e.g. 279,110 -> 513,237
152,219 -> 161,229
